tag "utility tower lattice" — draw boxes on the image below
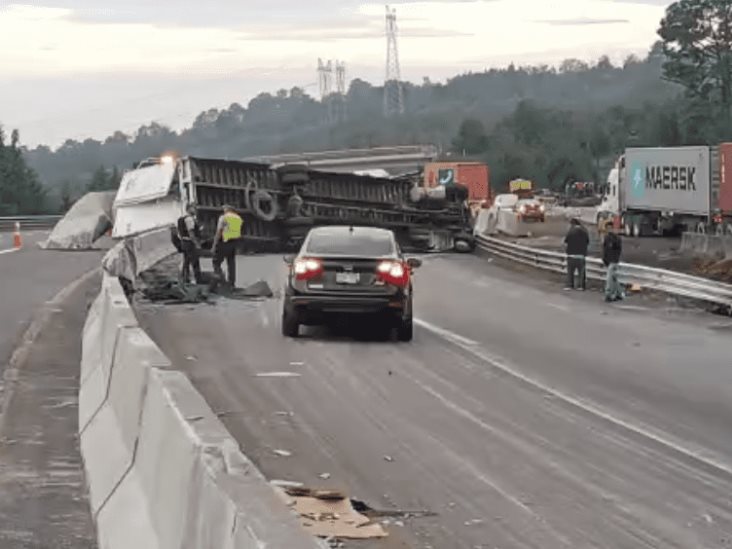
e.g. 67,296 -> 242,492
384,5 -> 405,117
317,58 -> 333,100
335,61 -> 347,95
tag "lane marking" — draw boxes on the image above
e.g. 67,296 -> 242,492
415,318 -> 732,479
0,248 -> 18,256
546,302 -> 571,313
414,319 -> 478,347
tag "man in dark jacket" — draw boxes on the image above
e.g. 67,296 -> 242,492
564,218 -> 590,290
177,205 -> 203,284
602,226 -> 624,302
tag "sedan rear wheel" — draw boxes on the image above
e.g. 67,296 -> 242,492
397,318 -> 413,342
282,309 -> 300,338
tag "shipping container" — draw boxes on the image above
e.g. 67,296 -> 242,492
623,147 -> 711,216
718,143 -> 732,213
424,162 -> 490,203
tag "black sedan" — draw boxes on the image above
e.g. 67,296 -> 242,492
282,226 -> 421,341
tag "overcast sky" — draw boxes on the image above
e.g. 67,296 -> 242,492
0,0 -> 672,147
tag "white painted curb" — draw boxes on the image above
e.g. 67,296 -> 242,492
79,273 -> 323,549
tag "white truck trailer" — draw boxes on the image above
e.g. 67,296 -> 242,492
597,146 -> 732,236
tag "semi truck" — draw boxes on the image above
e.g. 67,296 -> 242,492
423,162 -> 492,209
113,156 -> 476,253
597,145 -> 732,237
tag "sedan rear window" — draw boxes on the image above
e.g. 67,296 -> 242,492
306,229 -> 395,256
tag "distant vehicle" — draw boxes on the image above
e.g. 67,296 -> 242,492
598,145 -> 732,236
423,162 -> 492,209
509,178 -> 533,195
281,226 -> 421,341
516,198 -> 546,222
533,188 -> 558,206
560,181 -> 601,207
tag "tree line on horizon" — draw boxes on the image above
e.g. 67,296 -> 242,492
2,0 -> 732,213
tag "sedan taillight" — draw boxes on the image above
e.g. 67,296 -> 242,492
376,260 -> 409,288
293,258 -> 323,281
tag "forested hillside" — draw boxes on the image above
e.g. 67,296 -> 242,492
22,47 -> 677,203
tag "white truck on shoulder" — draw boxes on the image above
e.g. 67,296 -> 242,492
597,146 -> 732,237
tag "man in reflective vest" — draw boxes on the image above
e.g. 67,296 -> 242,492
212,205 -> 243,287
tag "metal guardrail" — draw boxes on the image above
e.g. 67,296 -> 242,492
476,234 -> 732,310
0,215 -> 61,231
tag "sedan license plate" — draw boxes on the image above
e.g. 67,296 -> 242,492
336,272 -> 360,285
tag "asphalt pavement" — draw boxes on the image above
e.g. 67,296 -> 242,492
0,232 -> 103,370
136,253 -> 732,549
0,232 -> 103,548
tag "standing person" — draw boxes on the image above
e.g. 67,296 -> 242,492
212,205 -> 243,287
603,225 -> 624,302
564,218 -> 590,290
597,215 -> 609,245
177,205 -> 203,284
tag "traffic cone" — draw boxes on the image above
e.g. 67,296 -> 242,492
12,222 -> 22,249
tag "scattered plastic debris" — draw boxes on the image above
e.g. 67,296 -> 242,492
273,449 -> 293,458
383,455 -> 394,462
276,487 -> 388,540
319,473 -> 331,480
255,372 -> 302,378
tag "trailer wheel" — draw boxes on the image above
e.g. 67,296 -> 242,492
623,216 -> 633,237
632,220 -> 641,238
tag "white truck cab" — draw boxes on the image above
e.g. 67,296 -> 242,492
596,160 -> 621,224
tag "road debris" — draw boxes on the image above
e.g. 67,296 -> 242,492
135,257 -> 275,304
319,473 -> 332,480
255,372 -> 302,378
350,499 -> 437,520
43,191 -> 115,250
384,455 -> 394,462
273,449 -> 293,458
276,487 -> 388,540
270,479 -> 305,489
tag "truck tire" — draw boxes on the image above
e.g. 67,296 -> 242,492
632,220 -> 641,238
623,216 -> 633,237
696,221 -> 707,235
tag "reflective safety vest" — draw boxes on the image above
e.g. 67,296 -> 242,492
222,212 -> 243,242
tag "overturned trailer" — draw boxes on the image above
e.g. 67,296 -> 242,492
113,156 -> 475,252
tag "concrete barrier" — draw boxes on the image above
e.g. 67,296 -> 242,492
79,274 -> 323,549
496,209 -> 530,237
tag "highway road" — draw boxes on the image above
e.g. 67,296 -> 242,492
0,231 -> 103,547
137,254 -> 732,549
0,232 -> 103,368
